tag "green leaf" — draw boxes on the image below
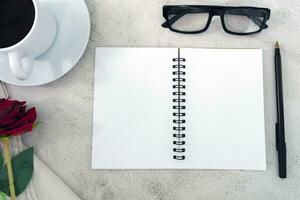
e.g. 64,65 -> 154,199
0,148 -> 34,197
0,192 -> 6,200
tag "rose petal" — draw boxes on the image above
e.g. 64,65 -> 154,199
6,108 -> 37,129
0,100 -> 25,117
0,100 -> 16,118
0,99 -> 37,137
20,105 -> 27,114
0,122 -> 34,136
0,102 -> 25,126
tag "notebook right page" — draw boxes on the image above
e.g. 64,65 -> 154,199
182,48 -> 266,170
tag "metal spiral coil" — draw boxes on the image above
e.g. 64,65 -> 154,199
172,49 -> 186,160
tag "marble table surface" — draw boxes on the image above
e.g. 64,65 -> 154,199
6,0 -> 300,199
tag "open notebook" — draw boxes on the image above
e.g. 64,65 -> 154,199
92,47 -> 266,170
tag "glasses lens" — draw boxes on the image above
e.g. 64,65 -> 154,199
224,8 -> 266,33
168,8 -> 209,32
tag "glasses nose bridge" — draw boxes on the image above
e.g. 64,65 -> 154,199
210,7 -> 222,16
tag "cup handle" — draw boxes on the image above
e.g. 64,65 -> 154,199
8,51 -> 34,80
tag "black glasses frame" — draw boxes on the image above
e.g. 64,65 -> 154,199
162,5 -> 271,35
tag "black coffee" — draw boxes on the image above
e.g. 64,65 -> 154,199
0,0 -> 35,48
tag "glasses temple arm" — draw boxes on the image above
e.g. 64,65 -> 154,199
162,10 -> 194,27
227,11 -> 268,29
249,15 -> 268,29
162,12 -> 187,27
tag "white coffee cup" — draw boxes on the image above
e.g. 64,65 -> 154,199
0,0 -> 57,80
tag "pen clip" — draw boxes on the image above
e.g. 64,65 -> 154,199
276,122 -> 279,150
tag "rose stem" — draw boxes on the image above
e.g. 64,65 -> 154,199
1,138 -> 16,200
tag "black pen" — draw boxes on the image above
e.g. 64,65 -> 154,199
275,41 -> 287,179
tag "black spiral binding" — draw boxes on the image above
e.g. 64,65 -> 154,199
172,48 -> 186,160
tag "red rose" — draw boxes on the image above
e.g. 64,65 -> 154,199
0,98 -> 37,137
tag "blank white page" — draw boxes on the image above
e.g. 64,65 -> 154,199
182,49 -> 265,170
93,48 -> 176,169
92,47 -> 266,170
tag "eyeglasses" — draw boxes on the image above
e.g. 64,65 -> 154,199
162,5 -> 271,35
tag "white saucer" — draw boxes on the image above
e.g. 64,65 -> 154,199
0,0 -> 90,86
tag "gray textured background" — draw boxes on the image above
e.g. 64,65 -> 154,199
5,0 -> 300,199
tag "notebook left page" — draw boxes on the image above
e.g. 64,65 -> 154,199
92,48 -> 176,169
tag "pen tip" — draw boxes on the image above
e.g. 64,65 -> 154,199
276,41 -> 280,48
